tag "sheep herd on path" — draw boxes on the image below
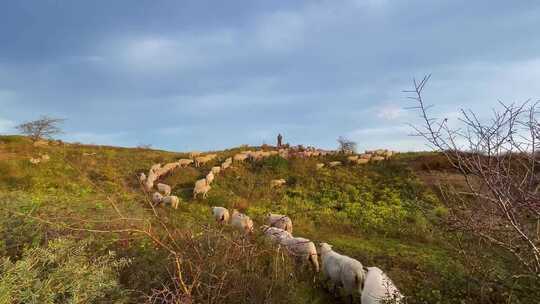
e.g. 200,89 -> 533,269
138,147 -> 404,304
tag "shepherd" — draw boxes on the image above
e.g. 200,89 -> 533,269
277,133 -> 283,148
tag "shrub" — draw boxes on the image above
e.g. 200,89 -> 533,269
0,238 -> 131,303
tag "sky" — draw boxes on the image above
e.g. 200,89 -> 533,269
1,0 -> 539,152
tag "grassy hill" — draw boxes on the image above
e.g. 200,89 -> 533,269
0,135 -> 537,303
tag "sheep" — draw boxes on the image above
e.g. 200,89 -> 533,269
316,163 -> 325,170
347,155 -> 359,162
233,153 -> 249,162
328,161 -> 342,167
138,172 -> 147,183
384,151 -> 394,159
156,183 -> 172,196
144,171 -> 158,191
212,206 -> 230,224
177,158 -> 194,167
150,163 -> 162,172
359,153 -> 371,159
211,166 -> 221,175
371,156 -> 385,162
29,157 -> 41,164
162,195 -> 180,209
230,209 -> 254,234
356,158 -> 369,165
221,160 -> 231,170
319,242 -> 366,301
152,192 -> 163,204
265,213 -> 293,234
260,225 -> 292,244
361,267 -> 404,304
206,171 -> 215,185
41,154 -> 50,162
280,236 -> 319,273
189,151 -> 201,158
195,155 -> 212,167
193,178 -> 211,199
270,179 -> 286,188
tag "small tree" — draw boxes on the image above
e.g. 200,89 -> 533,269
337,136 -> 357,154
407,75 -> 540,275
15,115 -> 65,142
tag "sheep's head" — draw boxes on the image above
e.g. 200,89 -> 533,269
318,242 -> 333,253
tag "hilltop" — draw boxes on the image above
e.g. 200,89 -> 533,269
0,135 -> 537,303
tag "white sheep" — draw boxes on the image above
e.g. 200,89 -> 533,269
328,161 -> 342,167
280,236 -> 319,273
221,160 -> 231,170
270,179 -> 286,188
152,192 -> 163,204
265,213 -> 293,234
150,163 -> 162,172
138,172 -> 147,183
211,166 -> 221,175
319,242 -> 365,301
144,171 -> 158,191
195,155 -> 212,167
177,158 -> 194,167
193,178 -> 211,199
162,195 -> 180,209
361,267 -> 404,304
371,156 -> 385,162
260,225 -> 292,244
230,209 -> 254,234
316,163 -> 325,170
156,183 -> 172,196
189,151 -> 201,158
206,171 -> 215,185
233,153 -> 249,162
356,158 -> 369,165
347,155 -> 359,162
212,206 -> 230,224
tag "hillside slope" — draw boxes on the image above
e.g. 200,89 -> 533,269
0,135 -> 537,303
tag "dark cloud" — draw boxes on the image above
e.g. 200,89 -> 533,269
1,0 -> 540,151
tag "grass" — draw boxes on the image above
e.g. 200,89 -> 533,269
0,135 -> 538,303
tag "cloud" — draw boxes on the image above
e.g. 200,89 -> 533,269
376,104 -> 405,120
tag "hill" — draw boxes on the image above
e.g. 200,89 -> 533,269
0,135 -> 537,303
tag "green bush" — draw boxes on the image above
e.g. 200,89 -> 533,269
0,238 -> 131,304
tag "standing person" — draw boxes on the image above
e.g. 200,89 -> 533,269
277,133 -> 283,148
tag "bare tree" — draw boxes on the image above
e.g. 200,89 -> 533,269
337,136 -> 357,154
15,115 -> 65,142
406,75 -> 540,275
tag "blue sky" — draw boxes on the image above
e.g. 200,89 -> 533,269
1,1 -> 539,152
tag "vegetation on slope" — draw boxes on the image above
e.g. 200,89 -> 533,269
0,135 -> 538,303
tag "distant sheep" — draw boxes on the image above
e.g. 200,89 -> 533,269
347,155 -> 359,162
362,267 -> 404,304
221,160 -> 232,170
206,171 -> 215,185
270,179 -> 286,188
156,183 -> 172,196
319,242 -> 365,300
162,195 -> 180,209
152,192 -> 163,204
193,178 -> 210,199
177,158 -> 194,167
189,151 -> 201,158
328,161 -> 342,167
138,172 -> 147,183
212,206 -> 230,224
211,166 -> 221,175
371,156 -> 385,162
356,158 -> 369,165
29,157 -> 41,164
265,213 -> 293,234
233,153 -> 249,162
195,156 -> 212,167
260,225 -> 292,244
280,236 -> 319,273
230,210 -> 254,234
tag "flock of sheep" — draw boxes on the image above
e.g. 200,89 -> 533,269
137,147 -> 403,303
